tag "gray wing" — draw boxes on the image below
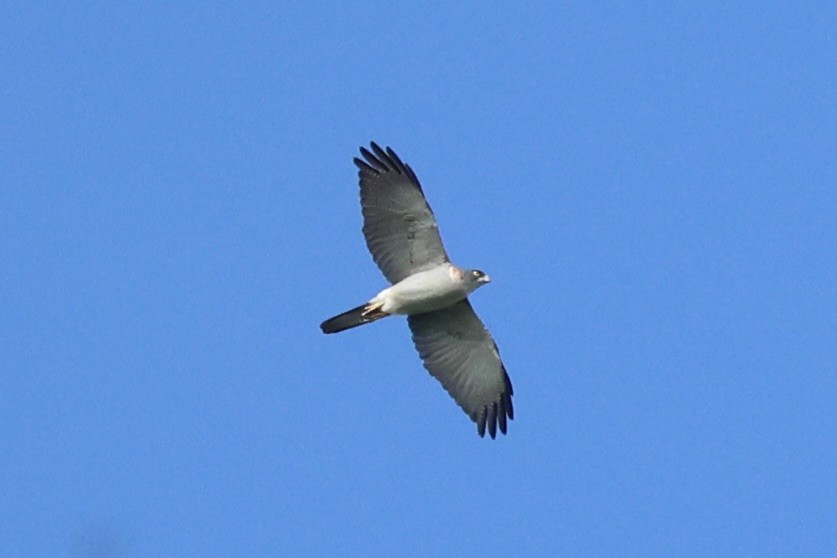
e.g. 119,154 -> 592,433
407,299 -> 514,438
355,143 -> 449,284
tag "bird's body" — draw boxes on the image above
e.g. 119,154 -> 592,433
320,143 -> 513,438
375,264 -> 489,316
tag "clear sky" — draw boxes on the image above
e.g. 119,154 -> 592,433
2,3 -> 835,557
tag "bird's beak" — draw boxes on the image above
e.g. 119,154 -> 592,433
479,274 -> 491,283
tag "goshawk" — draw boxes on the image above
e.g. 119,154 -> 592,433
320,143 -> 513,438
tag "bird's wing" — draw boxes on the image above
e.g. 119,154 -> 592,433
407,299 -> 514,438
355,143 -> 449,284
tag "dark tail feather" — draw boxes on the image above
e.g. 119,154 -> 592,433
320,303 -> 388,334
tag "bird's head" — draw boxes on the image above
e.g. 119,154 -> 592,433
465,269 -> 491,291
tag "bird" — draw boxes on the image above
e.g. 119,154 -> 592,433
320,142 -> 513,438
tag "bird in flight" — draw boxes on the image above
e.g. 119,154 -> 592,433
320,142 -> 513,438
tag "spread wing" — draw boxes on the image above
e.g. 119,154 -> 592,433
407,299 -> 514,438
355,143 -> 449,284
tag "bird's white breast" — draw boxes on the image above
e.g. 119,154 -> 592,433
373,265 -> 467,316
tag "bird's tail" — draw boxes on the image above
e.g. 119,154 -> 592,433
320,302 -> 389,334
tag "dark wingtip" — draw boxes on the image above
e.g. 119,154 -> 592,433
358,146 -> 378,168
501,365 -> 514,423
370,142 -> 386,159
385,146 -> 405,168
368,141 -> 384,155
498,401 -> 508,434
358,142 -> 406,173
356,142 -> 424,193
354,156 -> 377,175
487,402 -> 498,439
475,388 -> 514,439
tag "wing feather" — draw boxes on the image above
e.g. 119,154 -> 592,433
407,299 -> 514,438
356,143 -> 449,284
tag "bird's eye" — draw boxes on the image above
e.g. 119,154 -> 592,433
472,271 -> 480,277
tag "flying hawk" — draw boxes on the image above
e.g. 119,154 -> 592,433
320,143 -> 513,438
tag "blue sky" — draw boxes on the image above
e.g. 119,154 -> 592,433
2,3 -> 835,556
